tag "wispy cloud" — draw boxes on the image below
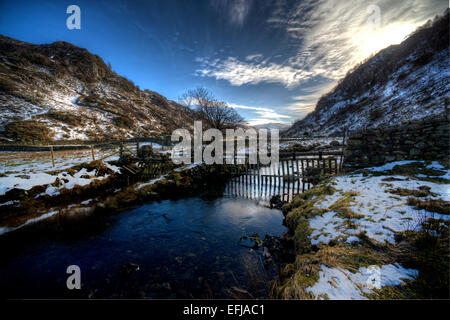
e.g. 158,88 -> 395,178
211,0 -> 254,27
245,54 -> 263,61
268,0 -> 446,81
198,0 -> 446,120
228,103 -> 291,126
285,83 -> 336,116
196,57 -> 312,87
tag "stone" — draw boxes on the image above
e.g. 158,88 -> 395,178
415,141 -> 427,149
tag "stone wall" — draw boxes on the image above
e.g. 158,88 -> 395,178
343,113 -> 449,169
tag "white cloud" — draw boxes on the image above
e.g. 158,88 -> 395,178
228,103 -> 291,126
196,57 -> 312,87
269,0 -> 447,81
286,83 -> 336,116
197,0 -> 447,120
245,54 -> 263,61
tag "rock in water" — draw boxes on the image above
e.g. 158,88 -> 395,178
120,262 -> 140,275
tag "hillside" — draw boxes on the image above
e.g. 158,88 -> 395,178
0,35 -> 195,143
285,11 -> 449,137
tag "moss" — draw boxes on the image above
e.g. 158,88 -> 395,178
292,217 -> 312,253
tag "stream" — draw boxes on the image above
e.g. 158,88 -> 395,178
0,179 -> 287,299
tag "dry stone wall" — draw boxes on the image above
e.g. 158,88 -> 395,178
343,113 -> 449,169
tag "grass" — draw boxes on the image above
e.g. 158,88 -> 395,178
4,120 -> 51,142
329,192 -> 365,219
272,164 -> 450,299
387,186 -> 437,197
407,198 -> 450,215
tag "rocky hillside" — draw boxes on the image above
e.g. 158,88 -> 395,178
285,11 -> 449,137
0,35 -> 195,143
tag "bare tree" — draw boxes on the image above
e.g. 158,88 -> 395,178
179,86 -> 244,130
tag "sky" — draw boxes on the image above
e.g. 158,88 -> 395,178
0,0 -> 447,125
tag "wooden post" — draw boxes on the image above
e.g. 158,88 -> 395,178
50,146 -> 55,168
91,145 -> 95,161
340,130 -> 346,172
257,159 -> 261,199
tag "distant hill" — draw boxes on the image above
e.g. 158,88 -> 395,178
0,35 -> 195,142
285,10 -> 449,137
253,122 -> 289,131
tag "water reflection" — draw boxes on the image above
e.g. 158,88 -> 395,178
0,197 -> 286,299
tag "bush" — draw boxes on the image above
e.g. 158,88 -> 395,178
113,116 -> 134,129
45,111 -> 82,127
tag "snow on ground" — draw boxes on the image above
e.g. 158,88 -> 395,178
174,163 -> 201,172
0,148 -> 119,175
310,162 -> 450,244
0,148 -> 120,196
37,168 -> 110,198
279,137 -> 341,150
364,160 -> 418,172
307,263 -> 418,300
300,160 -> 449,299
0,209 -> 59,236
135,174 -> 168,190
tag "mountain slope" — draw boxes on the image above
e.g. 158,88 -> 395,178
0,35 -> 195,142
285,11 -> 449,137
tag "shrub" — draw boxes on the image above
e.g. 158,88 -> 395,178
45,111 -> 82,127
113,116 -> 134,129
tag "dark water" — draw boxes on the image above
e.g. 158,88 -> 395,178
0,196 -> 286,299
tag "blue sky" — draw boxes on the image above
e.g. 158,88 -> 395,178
0,0 -> 447,125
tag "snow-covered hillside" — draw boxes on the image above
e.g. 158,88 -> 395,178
285,12 -> 449,137
0,35 -> 194,142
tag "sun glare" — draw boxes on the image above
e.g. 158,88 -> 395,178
357,23 -> 417,59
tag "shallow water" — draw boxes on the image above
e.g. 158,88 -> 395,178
0,195 -> 286,299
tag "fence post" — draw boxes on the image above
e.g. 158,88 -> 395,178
50,146 -> 55,168
91,145 -> 95,161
